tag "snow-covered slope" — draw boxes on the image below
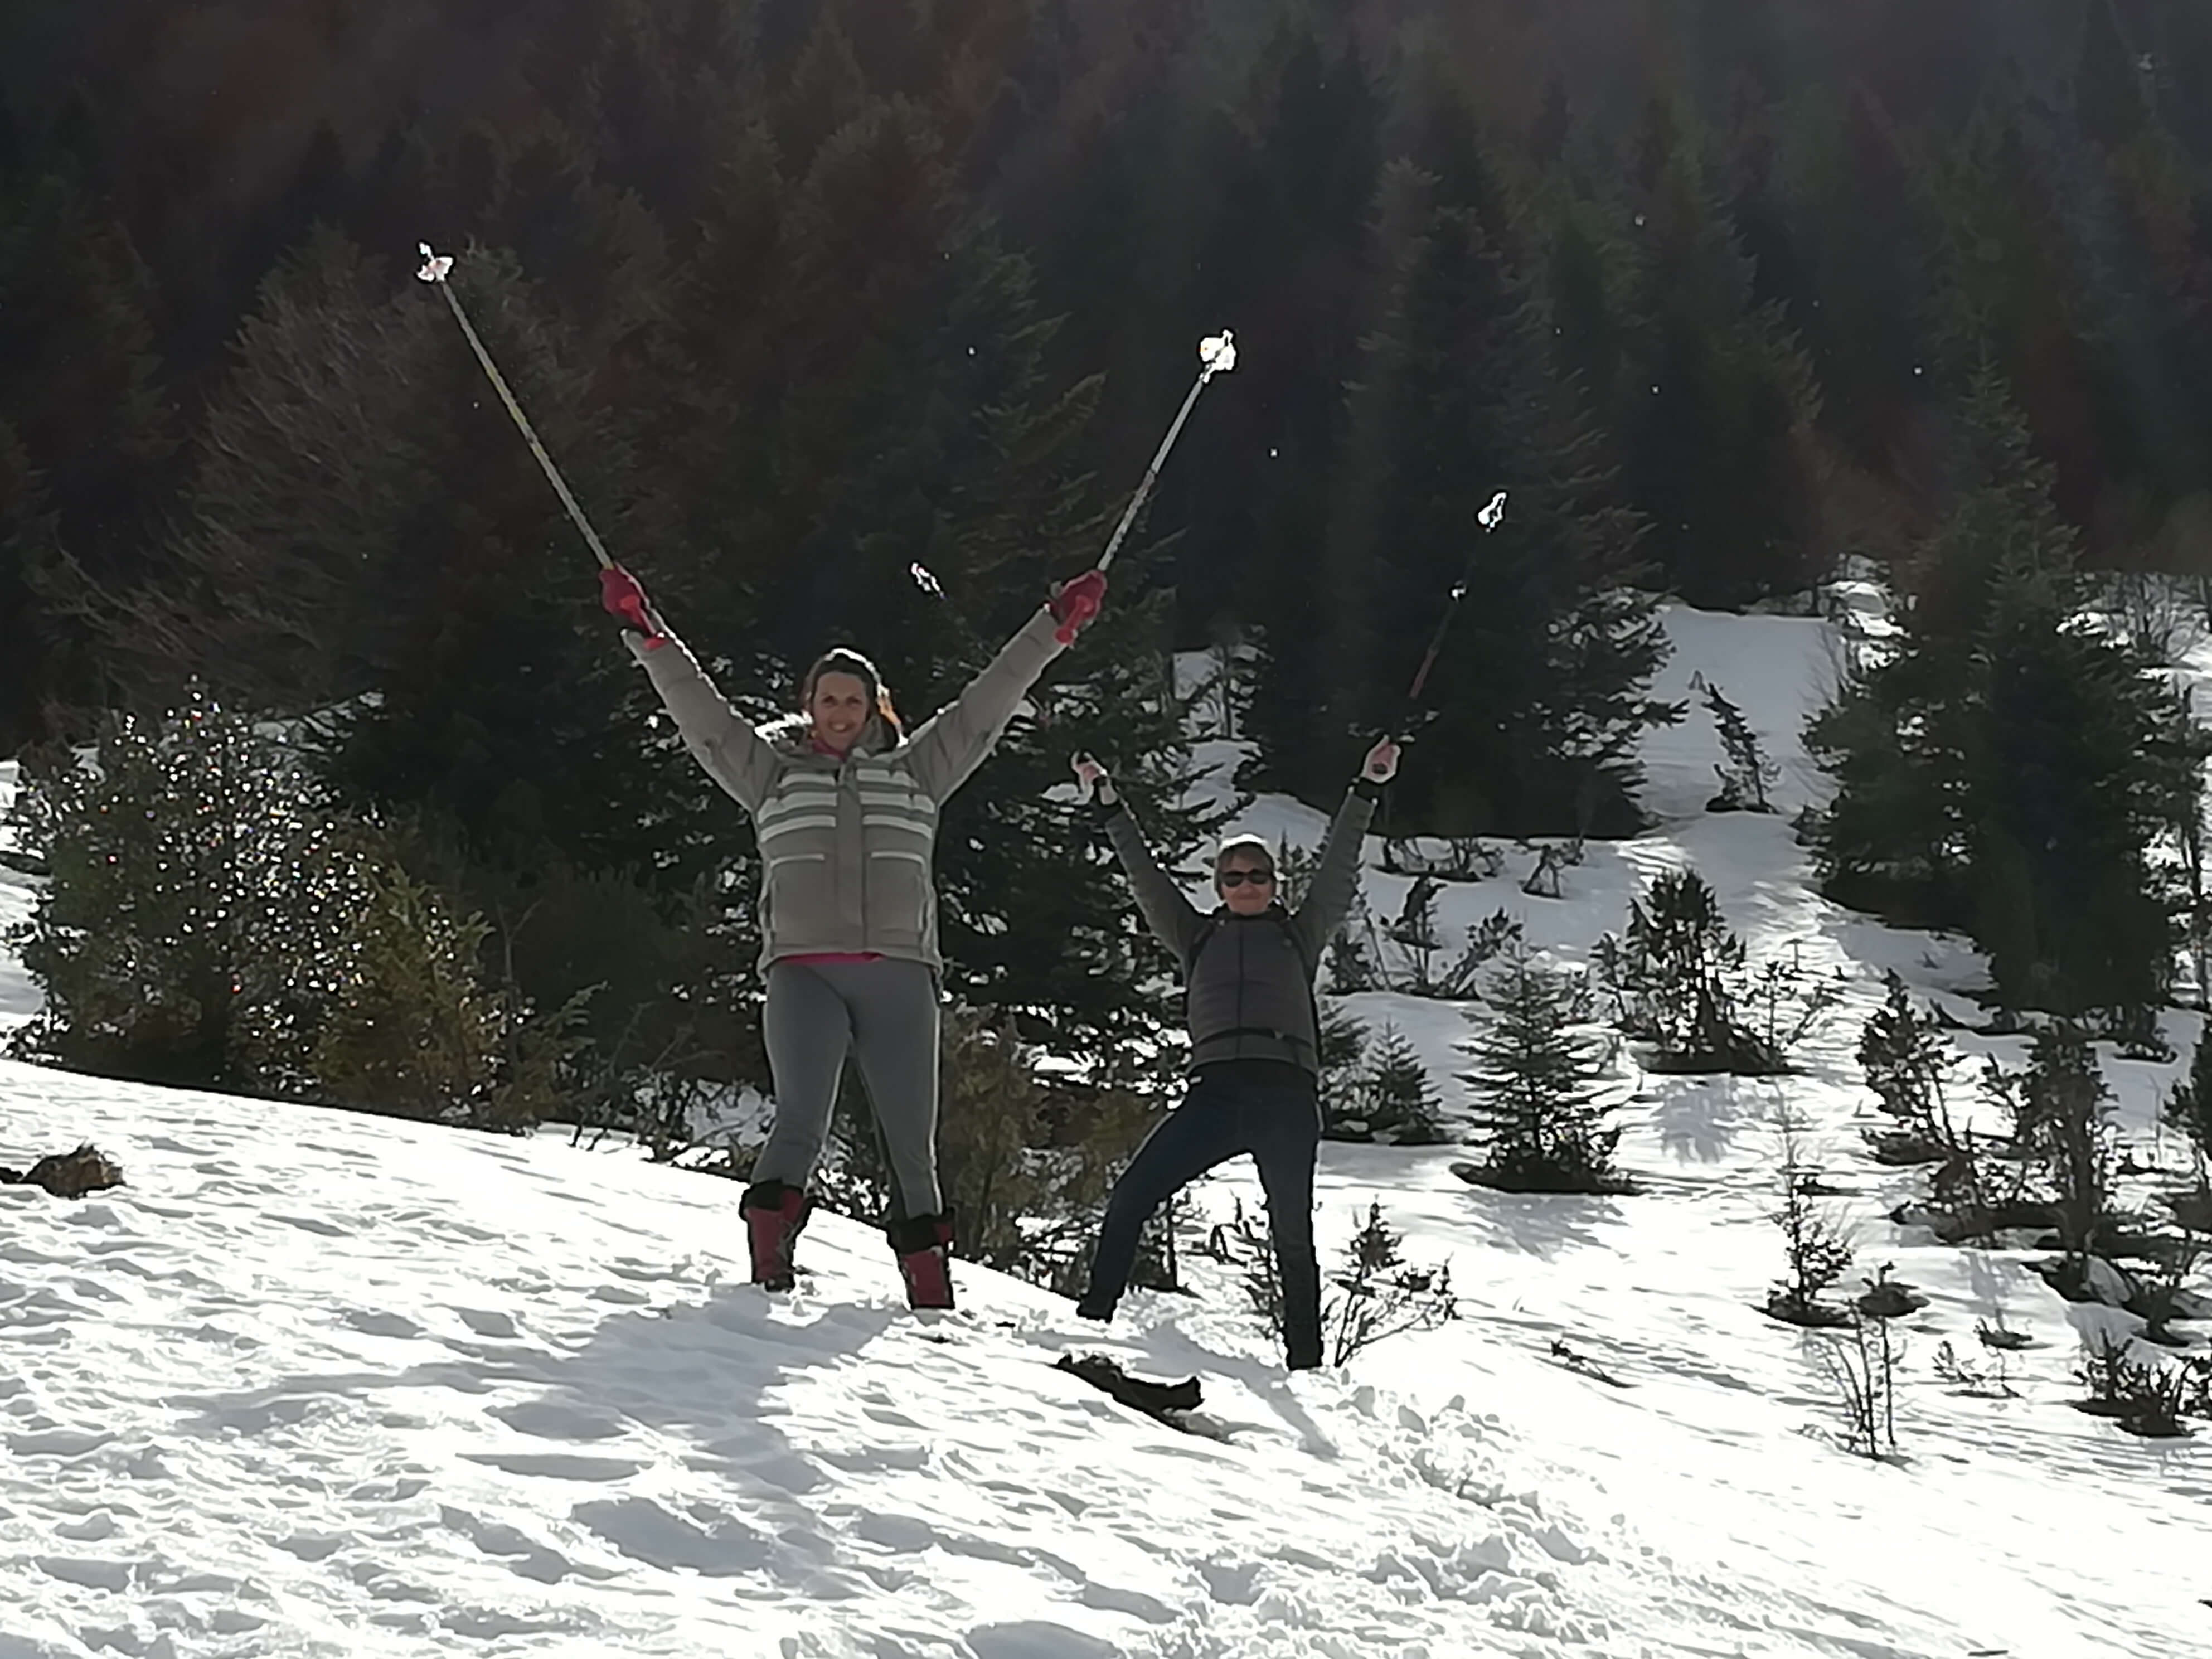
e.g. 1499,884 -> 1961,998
2,608 -> 2208,1658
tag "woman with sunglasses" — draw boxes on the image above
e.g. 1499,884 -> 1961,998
1069,736 -> 1400,1369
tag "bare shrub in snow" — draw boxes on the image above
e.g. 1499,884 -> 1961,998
1356,879 -> 1521,999
1932,1340 -> 2019,1398
1520,842 -> 1581,899
1381,837 -> 1505,882
2074,1330 -> 2210,1439
1762,1113 -> 1856,1328
1810,1267 -> 1915,1458
1234,1201 -> 1454,1365
1321,1204 -> 1457,1365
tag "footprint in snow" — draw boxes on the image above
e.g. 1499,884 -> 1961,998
490,1397 -> 628,1442
342,1309 -> 421,1340
967,1621 -> 1124,1659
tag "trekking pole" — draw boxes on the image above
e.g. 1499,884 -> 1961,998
1376,489 -> 1506,848
417,243 -> 670,632
1400,489 -> 1509,719
1095,331 -> 1239,576
418,244 -> 614,569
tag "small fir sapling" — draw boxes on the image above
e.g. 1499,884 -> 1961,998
1690,671 -> 1781,812
1457,948 -> 1631,1194
1763,1113 -> 1857,1328
1592,867 -> 1781,1073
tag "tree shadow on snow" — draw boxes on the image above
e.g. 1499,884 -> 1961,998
1452,1188 -> 1625,1261
1650,1076 -> 1770,1165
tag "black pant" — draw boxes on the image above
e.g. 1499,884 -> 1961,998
1080,1060 -> 1323,1367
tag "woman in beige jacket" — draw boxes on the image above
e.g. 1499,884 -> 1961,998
601,563 -> 1106,1307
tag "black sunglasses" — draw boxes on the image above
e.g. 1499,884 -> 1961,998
1217,869 -> 1275,889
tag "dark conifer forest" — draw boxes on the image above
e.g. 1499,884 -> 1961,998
6,0 -> 2212,1104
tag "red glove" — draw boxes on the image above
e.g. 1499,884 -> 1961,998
599,565 -> 664,646
1050,569 -> 1108,644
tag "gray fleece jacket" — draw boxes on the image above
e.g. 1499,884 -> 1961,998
1103,788 -> 1377,1075
629,607 -> 1068,972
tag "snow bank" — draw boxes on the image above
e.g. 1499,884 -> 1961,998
0,1060 -> 2031,1659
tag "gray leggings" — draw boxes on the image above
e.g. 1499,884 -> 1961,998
754,958 -> 943,1218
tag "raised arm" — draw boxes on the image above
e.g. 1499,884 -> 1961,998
603,565 -> 779,812
1287,738 -> 1398,964
904,571 -> 1108,802
1077,755 -> 1206,964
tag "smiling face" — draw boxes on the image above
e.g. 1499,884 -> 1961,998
1216,848 -> 1277,916
808,671 -> 874,753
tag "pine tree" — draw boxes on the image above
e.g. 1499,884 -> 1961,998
1809,364 -> 2206,1020
1356,1025 -> 1448,1146
1612,96 -> 1823,608
1316,999 -> 1370,1119
0,140 -> 177,740
1786,86 -> 1936,479
2015,1022 -> 2118,1277
1280,130 -> 1672,838
2076,0 -> 2148,149
1458,948 -> 1628,1193
1765,1112 -> 1857,1328
1171,30 -> 1381,643
2164,1026 -> 2212,1181
1857,970 -> 1959,1126
0,421 -> 60,750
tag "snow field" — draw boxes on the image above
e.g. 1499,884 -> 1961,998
1,606 -> 2208,1656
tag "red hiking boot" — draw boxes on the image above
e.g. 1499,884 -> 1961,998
887,1211 -> 957,1311
741,1181 -> 812,1291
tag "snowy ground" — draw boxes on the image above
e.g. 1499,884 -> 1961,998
2,609 -> 2209,1657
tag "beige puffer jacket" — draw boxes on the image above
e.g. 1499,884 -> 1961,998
629,607 -> 1067,972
